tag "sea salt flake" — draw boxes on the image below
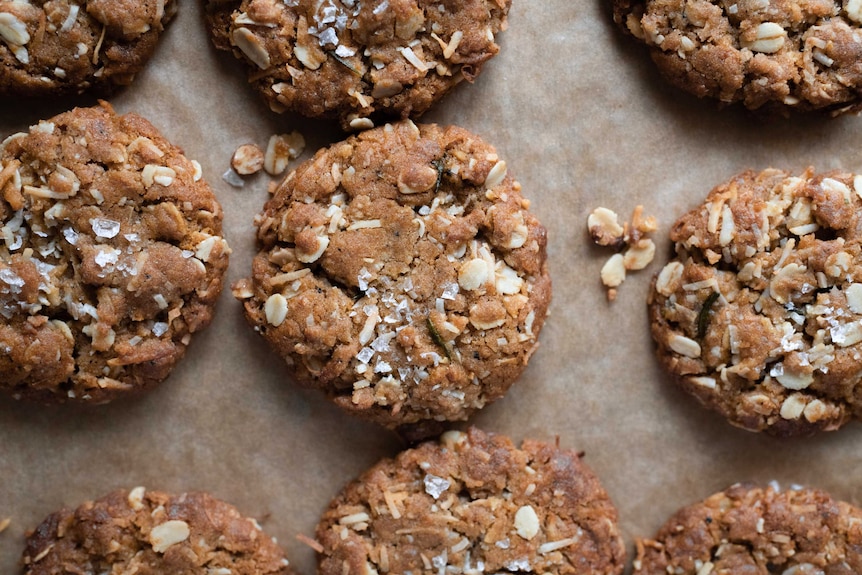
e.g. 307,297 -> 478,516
423,474 -> 450,499
441,282 -> 459,300
358,267 -> 372,291
335,45 -> 355,57
152,322 -> 169,337
371,331 -> 396,352
92,218 -> 121,238
374,359 -> 392,373
504,558 -> 531,571
357,347 -> 374,364
222,168 -> 245,188
318,27 -> 338,46
94,248 -> 119,267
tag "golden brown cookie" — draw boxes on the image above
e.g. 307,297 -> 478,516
233,120 -> 550,438
204,0 -> 511,130
23,488 -> 293,574
649,168 -> 862,436
613,0 -> 862,115
0,102 -> 230,403
316,428 -> 626,575
0,0 -> 176,97
634,483 -> 862,574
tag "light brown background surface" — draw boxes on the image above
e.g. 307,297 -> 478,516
2,1 -> 862,573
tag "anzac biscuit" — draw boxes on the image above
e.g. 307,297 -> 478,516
0,0 -> 175,97
0,102 -> 230,403
23,488 -> 292,574
233,121 -> 550,437
613,0 -> 862,115
649,168 -> 862,436
634,483 -> 862,574
316,428 -> 626,575
204,0 -> 511,130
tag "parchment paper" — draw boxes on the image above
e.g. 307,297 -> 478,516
3,1 -> 862,573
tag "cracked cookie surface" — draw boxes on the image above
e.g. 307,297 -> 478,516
634,483 -> 862,574
0,103 -> 230,403
204,0 -> 510,130
649,168 -> 862,436
613,0 -> 862,114
234,121 -> 550,437
0,0 -> 176,97
316,428 -> 626,575
23,488 -> 293,574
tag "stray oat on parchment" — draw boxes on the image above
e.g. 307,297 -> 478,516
588,205 -> 658,301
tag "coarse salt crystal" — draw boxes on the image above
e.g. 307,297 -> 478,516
335,45 -> 355,57
92,218 -> 121,238
441,282 -> 459,300
424,474 -> 450,499
94,248 -> 119,267
357,347 -> 374,364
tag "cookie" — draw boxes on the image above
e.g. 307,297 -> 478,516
634,482 -> 862,574
648,168 -> 862,436
613,0 -> 862,114
0,102 -> 230,403
204,0 -> 511,130
232,120 -> 550,436
0,0 -> 175,97
316,428 -> 626,575
23,488 -> 292,574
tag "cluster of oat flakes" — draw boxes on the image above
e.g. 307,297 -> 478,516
588,205 -> 658,300
224,132 -> 306,187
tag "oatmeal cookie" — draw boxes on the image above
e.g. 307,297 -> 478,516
613,0 -> 862,114
233,120 -> 550,437
316,428 -> 626,575
0,102 -> 230,403
0,0 -> 176,97
204,0 -> 511,130
634,483 -> 862,574
649,168 -> 862,436
23,488 -> 292,574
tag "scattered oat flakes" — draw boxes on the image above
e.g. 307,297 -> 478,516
264,132 -> 306,176
296,533 -> 325,553
588,204 -> 659,301
232,143 -> 265,175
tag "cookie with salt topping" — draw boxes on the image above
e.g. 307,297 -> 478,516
204,0 -> 511,130
316,428 -> 626,575
649,167 -> 862,436
23,488 -> 293,574
0,0 -> 176,97
233,120 -> 550,438
613,0 -> 862,115
634,483 -> 862,574
0,102 -> 230,403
